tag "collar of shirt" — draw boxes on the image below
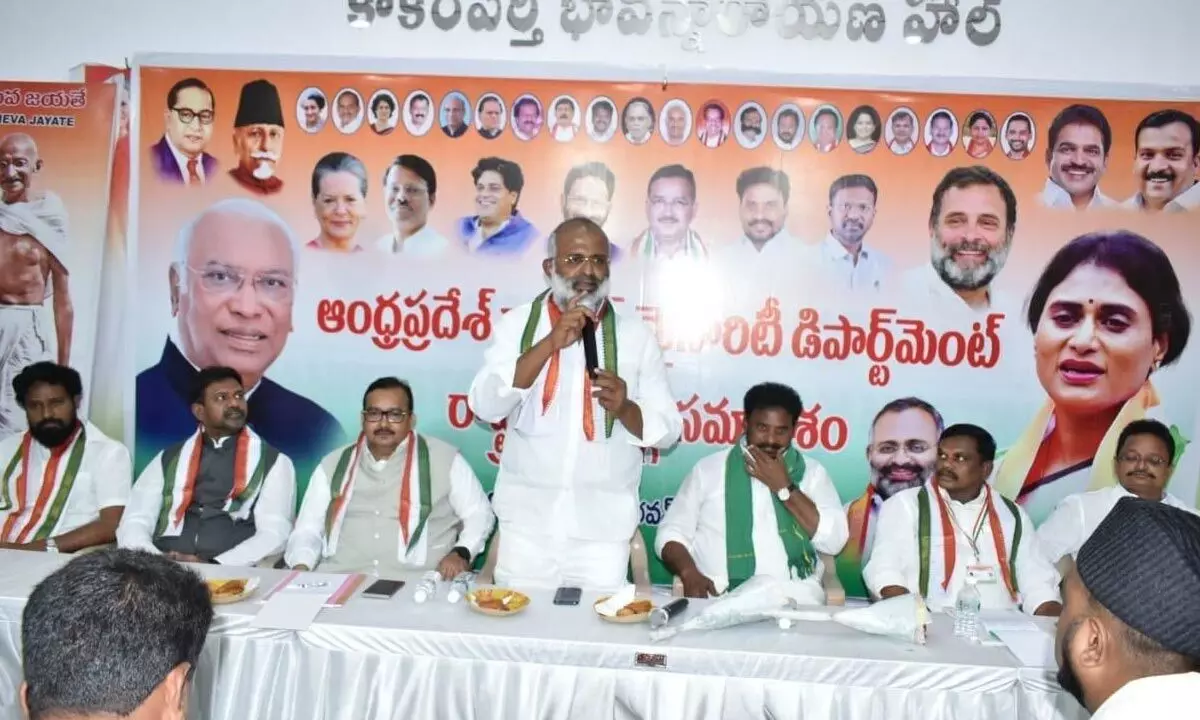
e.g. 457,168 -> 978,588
1093,673 -> 1200,719
164,134 -> 204,183
735,231 -> 798,257
375,225 -> 432,254
913,262 -> 1003,311
1041,178 -> 1112,208
889,138 -> 915,153
820,232 -> 875,264
168,330 -> 262,400
1126,181 -> 1200,212
205,432 -> 236,449
936,482 -> 987,510
467,217 -> 511,252
365,434 -> 413,471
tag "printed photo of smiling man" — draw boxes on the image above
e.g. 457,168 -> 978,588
1038,104 -> 1117,211
1122,109 -> 1200,213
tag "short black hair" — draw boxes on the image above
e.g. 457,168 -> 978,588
621,97 -> 655,134
311,151 -> 369,200
471,157 -> 524,212
1117,419 -> 1176,463
166,77 -> 213,111
814,107 -> 840,127
1005,113 -> 1032,131
967,110 -> 995,130
22,549 -> 213,720
305,92 -> 326,111
362,376 -> 414,411
13,362 -> 83,408
1135,109 -> 1200,157
702,102 -> 726,120
477,94 -> 502,113
848,105 -> 882,142
563,161 -> 615,200
647,164 -> 696,201
408,92 -> 430,107
940,423 -> 996,462
871,397 -> 945,437
337,89 -> 362,108
513,96 -> 540,117
1025,230 -> 1191,367
191,366 -> 242,405
777,108 -> 801,126
829,173 -> 878,205
385,154 -> 438,201
736,167 -> 790,203
372,93 -> 396,114
592,99 -> 614,116
929,165 -> 1017,234
1047,104 -> 1112,157
743,382 -> 803,426
930,110 -> 955,127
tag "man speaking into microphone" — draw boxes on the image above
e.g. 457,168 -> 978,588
468,217 -> 682,589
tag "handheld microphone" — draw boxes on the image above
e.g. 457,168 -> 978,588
582,317 -> 600,378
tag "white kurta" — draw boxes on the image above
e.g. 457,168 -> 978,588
655,448 -> 849,602
0,422 -> 130,542
863,484 -> 1061,615
1038,178 -> 1116,210
374,225 -> 450,257
1037,484 -> 1199,564
117,438 -> 296,567
898,262 -> 1019,317
467,299 -> 682,588
1091,673 -> 1200,719
285,438 -> 494,570
810,233 -> 894,292
1122,181 -> 1200,213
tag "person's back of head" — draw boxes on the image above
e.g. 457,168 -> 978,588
21,549 -> 214,720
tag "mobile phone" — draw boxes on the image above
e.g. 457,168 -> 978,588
553,586 -> 582,606
362,579 -> 405,598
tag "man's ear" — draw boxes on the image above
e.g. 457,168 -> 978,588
19,682 -> 29,717
162,662 -> 192,717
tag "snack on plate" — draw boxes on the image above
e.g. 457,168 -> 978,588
470,588 -> 529,613
207,578 -> 248,599
617,599 -> 653,617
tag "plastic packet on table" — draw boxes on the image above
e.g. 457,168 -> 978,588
831,593 -> 931,645
649,575 -> 800,642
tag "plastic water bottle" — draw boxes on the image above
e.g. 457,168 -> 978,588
953,576 -> 982,640
446,572 -> 473,604
412,570 -> 442,604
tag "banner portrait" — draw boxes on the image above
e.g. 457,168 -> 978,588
0,80 -> 117,440
132,61 -> 1200,593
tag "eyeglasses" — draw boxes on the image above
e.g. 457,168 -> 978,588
363,409 -> 411,423
1119,452 -> 1167,468
172,107 -> 215,125
187,265 -> 294,303
561,254 -> 609,269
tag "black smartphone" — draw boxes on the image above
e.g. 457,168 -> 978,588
362,579 -> 405,599
553,586 -> 582,606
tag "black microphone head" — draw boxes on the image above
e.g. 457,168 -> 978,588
582,317 -> 600,376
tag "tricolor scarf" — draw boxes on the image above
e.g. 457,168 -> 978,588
724,446 -> 816,591
520,290 -> 618,440
153,427 -> 278,538
322,431 -> 431,557
632,229 -> 708,260
0,425 -> 86,543
843,485 -> 876,566
917,480 -> 1022,604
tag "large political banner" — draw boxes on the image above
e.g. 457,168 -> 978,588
131,61 -> 1200,591
0,81 -> 117,440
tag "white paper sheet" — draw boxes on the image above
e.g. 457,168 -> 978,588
986,624 -> 1057,667
251,593 -> 328,631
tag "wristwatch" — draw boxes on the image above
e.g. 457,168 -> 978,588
45,538 -> 59,554
776,484 -> 798,502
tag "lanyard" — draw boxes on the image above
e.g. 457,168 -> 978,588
944,486 -> 992,561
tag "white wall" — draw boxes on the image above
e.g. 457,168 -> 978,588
7,0 -> 1200,98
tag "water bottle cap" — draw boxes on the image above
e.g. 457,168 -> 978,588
413,589 -> 429,603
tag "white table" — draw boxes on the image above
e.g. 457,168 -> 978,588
0,550 -> 1086,720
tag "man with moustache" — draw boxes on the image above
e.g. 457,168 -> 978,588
561,161 -> 622,261
888,109 -> 917,155
901,165 -> 1018,313
1004,113 -> 1033,160
842,397 -> 943,573
622,97 -> 654,145
1054,499 -> 1200,718
0,362 -> 130,554
1039,104 -> 1115,210
811,174 -> 893,292
662,100 -> 690,146
467,218 -> 681,589
375,154 -> 448,256
513,96 -> 542,140
927,111 -> 955,157
119,367 -> 295,566
334,90 -> 364,133
477,96 -> 504,140
1123,109 -> 1200,213
739,105 -> 764,144
657,382 -> 848,601
589,99 -> 615,141
716,166 -> 801,265
150,77 -> 218,184
135,198 -> 344,490
698,103 -> 728,148
406,92 -> 432,134
864,424 -> 1061,616
301,91 -> 326,133
812,108 -> 840,152
228,79 -> 286,195
0,133 -> 73,437
551,97 -> 578,142
441,94 -> 469,138
456,156 -> 539,255
631,164 -> 707,260
285,377 -> 494,577
1038,420 -> 1200,568
776,108 -> 801,148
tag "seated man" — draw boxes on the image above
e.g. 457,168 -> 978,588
656,382 -> 849,603
285,377 -> 494,577
1055,498 -> 1200,716
21,548 -> 213,720
1039,419 -> 1199,566
864,423 -> 1061,616
0,362 -> 130,554
117,366 -> 295,566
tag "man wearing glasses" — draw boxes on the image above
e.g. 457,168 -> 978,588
150,77 -> 218,185
468,218 -> 681,589
374,154 -> 448,257
285,377 -> 494,577
135,198 -> 345,490
1037,420 -> 1200,569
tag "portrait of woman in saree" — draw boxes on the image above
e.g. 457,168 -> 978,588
993,230 -> 1192,523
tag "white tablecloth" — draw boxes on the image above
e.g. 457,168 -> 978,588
0,550 -> 1086,720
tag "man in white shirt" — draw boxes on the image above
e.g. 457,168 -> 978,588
864,423 -> 1061,616
118,366 -> 295,567
812,174 -> 893,292
887,109 -> 917,155
656,382 -> 848,603
630,165 -> 708,261
286,377 -> 494,578
374,154 -> 449,257
0,362 -> 129,554
1122,109 -> 1200,213
1039,419 -> 1200,567
1055,498 -> 1200,718
715,167 -> 803,266
1038,104 -> 1116,210
467,217 -> 682,589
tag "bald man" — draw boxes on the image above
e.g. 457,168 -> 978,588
0,133 -> 73,438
